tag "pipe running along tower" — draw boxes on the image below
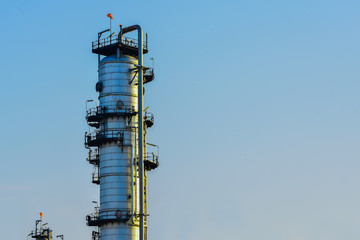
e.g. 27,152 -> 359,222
85,24 -> 159,240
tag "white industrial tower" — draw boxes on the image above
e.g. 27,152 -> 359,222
85,24 -> 159,240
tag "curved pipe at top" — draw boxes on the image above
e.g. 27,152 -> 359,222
118,24 -> 142,49
118,24 -> 143,69
120,25 -> 140,36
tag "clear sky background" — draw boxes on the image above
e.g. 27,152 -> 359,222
1,0 -> 360,239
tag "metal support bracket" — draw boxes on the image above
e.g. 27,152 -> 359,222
130,71 -> 138,85
134,213 -> 150,219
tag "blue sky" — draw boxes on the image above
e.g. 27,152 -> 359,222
1,0 -> 360,239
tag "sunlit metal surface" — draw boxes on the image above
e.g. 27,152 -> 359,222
98,55 -> 140,240
85,25 -> 158,240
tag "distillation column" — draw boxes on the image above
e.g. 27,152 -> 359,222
85,25 -> 158,240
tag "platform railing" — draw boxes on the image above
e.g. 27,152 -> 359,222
86,105 -> 136,119
144,67 -> 155,83
86,130 -> 120,141
92,169 -> 99,184
144,112 -> 154,128
85,129 -> 132,147
86,210 -> 131,224
92,35 -> 148,51
92,231 -> 100,240
144,112 -> 154,122
87,148 -> 100,164
144,67 -> 154,75
145,152 -> 159,165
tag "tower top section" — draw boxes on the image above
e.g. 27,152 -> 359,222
92,27 -> 149,57
28,217 -> 54,240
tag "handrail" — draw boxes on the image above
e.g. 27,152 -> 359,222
146,142 -> 159,159
92,170 -> 99,183
144,112 -> 154,121
144,67 -> 154,75
87,148 -> 100,162
86,129 -> 122,140
145,152 -> 159,164
86,105 -> 136,118
87,210 -> 131,222
85,129 -> 134,148
92,35 -> 147,51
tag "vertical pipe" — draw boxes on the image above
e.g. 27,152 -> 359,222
134,126 -> 138,218
137,26 -> 144,240
119,24 -> 144,240
117,47 -> 120,59
146,33 -> 148,50
132,126 -> 137,223
130,144 -> 134,223
97,35 -> 100,65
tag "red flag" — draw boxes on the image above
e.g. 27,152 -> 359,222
40,212 -> 43,219
107,13 -> 113,20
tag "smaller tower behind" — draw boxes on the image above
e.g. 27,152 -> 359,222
28,219 -> 52,240
28,214 -> 63,240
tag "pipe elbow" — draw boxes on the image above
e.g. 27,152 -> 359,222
122,25 -> 142,34
118,25 -> 142,43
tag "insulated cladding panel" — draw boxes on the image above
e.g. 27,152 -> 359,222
98,55 -> 140,240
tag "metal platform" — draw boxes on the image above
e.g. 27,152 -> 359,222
92,173 -> 100,185
144,152 -> 159,171
86,105 -> 137,127
144,68 -> 155,84
86,211 -> 131,226
144,112 -> 154,128
85,130 -> 125,147
87,148 -> 100,165
92,34 -> 148,57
